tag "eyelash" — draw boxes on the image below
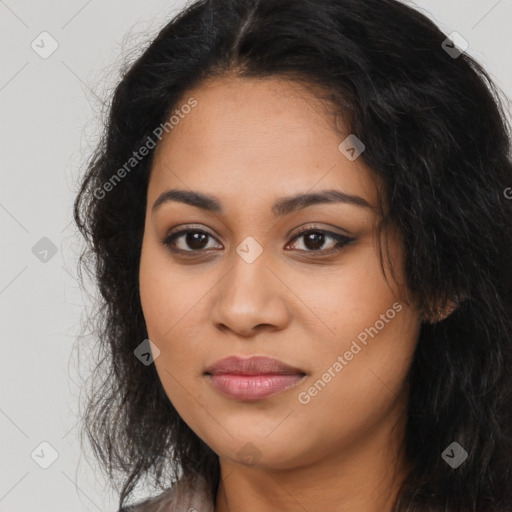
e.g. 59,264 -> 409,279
162,225 -> 354,257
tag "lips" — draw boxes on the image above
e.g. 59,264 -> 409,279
204,355 -> 306,401
204,355 -> 305,376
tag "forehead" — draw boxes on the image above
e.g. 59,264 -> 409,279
149,76 -> 377,210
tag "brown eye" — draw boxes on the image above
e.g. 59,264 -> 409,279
287,228 -> 354,255
163,228 -> 222,253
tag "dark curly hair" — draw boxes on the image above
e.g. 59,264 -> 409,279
73,0 -> 512,510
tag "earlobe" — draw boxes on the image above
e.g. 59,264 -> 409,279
424,296 -> 464,324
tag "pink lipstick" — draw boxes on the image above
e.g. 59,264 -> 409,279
204,355 -> 306,401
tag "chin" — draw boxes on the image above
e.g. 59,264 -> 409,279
206,431 -> 309,471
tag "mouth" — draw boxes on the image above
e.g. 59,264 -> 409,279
204,373 -> 306,401
204,355 -> 307,401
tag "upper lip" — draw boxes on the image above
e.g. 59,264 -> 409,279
204,355 -> 306,376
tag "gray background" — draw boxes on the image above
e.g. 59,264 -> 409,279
1,1 -> 511,511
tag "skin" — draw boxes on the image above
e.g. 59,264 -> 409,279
139,74 -> 424,511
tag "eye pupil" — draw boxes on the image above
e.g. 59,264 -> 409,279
187,231 -> 208,249
304,232 -> 324,250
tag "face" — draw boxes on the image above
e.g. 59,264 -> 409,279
139,75 -> 422,471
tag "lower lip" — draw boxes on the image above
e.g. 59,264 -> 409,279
205,373 -> 305,401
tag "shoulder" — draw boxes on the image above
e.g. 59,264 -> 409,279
117,473 -> 215,512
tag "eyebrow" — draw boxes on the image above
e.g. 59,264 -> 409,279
152,188 -> 372,216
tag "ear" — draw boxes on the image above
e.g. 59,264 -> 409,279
424,296 -> 464,324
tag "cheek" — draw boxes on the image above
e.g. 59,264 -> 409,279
139,238 -> 212,343
286,243 -> 403,353
139,293 -> 205,438
289,245 -> 419,434
292,304 -> 420,457
139,239 -> 215,408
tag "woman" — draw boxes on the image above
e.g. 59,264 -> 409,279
73,0 -> 512,510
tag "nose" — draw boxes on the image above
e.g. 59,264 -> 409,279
209,248 -> 291,337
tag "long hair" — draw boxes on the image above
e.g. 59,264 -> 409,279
73,0 -> 512,509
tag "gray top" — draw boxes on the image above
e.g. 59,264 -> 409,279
118,473 -> 215,512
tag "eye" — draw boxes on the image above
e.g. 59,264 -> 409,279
162,225 -> 354,256
286,227 -> 354,255
163,226 -> 222,254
